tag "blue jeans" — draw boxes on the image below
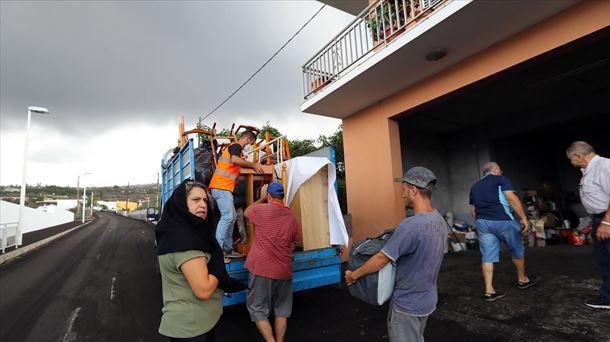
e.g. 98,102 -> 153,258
592,213 -> 610,300
211,189 -> 236,252
476,219 -> 524,263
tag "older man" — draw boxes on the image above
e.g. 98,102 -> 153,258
566,141 -> 610,310
470,162 -> 537,302
345,167 -> 447,342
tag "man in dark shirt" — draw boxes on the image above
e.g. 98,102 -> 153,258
470,162 -> 537,302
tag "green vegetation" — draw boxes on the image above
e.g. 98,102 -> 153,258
1,184 -> 160,209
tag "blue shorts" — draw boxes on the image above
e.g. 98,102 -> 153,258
476,219 -> 524,263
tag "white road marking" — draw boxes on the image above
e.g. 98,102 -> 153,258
110,276 -> 117,300
62,307 -> 81,342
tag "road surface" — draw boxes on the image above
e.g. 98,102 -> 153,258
0,213 -> 163,342
2,212 -> 608,341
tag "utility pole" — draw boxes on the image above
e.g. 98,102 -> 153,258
125,182 -> 129,216
90,191 -> 94,216
156,172 -> 160,209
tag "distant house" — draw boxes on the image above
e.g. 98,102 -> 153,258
115,201 -> 138,212
97,200 -> 117,211
37,199 -> 79,211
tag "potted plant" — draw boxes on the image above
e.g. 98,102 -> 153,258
367,0 -> 410,48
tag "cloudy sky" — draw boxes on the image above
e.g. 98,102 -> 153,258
0,1 -> 353,187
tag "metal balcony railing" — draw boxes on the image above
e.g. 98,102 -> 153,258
302,0 -> 447,99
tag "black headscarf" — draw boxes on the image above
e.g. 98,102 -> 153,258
155,180 -> 245,293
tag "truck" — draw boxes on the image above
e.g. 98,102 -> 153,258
160,119 -> 343,306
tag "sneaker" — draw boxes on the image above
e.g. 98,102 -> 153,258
516,276 -> 539,290
584,296 -> 610,310
224,250 -> 244,258
483,292 -> 506,302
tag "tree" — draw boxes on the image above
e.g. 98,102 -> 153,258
218,128 -> 234,136
195,121 -> 215,143
317,126 -> 346,214
317,125 -> 344,171
259,122 -> 283,140
289,139 -> 318,157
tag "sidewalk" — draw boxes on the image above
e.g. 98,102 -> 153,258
1,220 -> 82,255
0,219 -> 93,265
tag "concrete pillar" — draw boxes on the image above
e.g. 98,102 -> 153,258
343,113 -> 405,242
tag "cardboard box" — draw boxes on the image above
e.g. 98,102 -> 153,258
448,231 -> 467,243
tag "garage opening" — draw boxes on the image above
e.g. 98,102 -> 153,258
395,28 -> 610,234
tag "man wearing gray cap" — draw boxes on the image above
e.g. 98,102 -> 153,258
345,166 -> 447,342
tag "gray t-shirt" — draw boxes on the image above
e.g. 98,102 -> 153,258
381,210 -> 447,316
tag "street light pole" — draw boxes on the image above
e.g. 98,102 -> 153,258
82,184 -> 87,223
17,106 -> 49,247
81,172 -> 91,223
75,175 -> 80,221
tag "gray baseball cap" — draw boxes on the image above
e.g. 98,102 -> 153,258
395,166 -> 437,190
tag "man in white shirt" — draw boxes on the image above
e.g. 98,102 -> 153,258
567,141 -> 610,310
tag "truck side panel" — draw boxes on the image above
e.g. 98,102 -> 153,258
223,247 -> 341,306
161,140 -> 195,208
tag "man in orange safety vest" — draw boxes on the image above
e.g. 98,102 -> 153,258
210,130 -> 264,261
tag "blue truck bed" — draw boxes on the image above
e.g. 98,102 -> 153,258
161,139 -> 342,307
224,247 -> 342,306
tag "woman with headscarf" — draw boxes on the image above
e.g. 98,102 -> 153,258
155,180 -> 245,342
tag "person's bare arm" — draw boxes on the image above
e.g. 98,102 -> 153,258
230,155 -> 263,173
597,201 -> 610,241
181,257 -> 219,300
504,191 -> 529,233
244,184 -> 268,219
344,252 -> 390,285
471,205 -> 477,222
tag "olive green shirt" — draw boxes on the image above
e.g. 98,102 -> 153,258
158,250 -> 223,338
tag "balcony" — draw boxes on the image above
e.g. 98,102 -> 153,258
301,0 -> 578,118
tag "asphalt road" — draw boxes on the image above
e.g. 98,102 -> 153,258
0,213 -> 164,342
2,213 -> 608,342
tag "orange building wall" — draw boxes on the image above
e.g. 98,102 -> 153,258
342,0 -> 610,242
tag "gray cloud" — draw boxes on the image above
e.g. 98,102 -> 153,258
1,1 -> 352,136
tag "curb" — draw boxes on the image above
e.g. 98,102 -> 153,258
0,220 -> 94,266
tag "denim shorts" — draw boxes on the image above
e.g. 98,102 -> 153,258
476,219 -> 524,263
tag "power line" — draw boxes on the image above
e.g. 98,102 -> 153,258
201,4 -> 326,121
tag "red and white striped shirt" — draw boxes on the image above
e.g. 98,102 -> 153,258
244,202 -> 301,280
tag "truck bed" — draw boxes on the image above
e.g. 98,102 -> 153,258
223,247 -> 342,306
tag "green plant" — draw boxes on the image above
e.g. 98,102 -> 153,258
366,0 -> 408,42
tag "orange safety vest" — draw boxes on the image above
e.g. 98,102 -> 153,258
209,143 -> 242,192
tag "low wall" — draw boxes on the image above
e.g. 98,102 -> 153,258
1,200 -> 74,234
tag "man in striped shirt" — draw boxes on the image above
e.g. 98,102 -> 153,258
244,182 -> 301,342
